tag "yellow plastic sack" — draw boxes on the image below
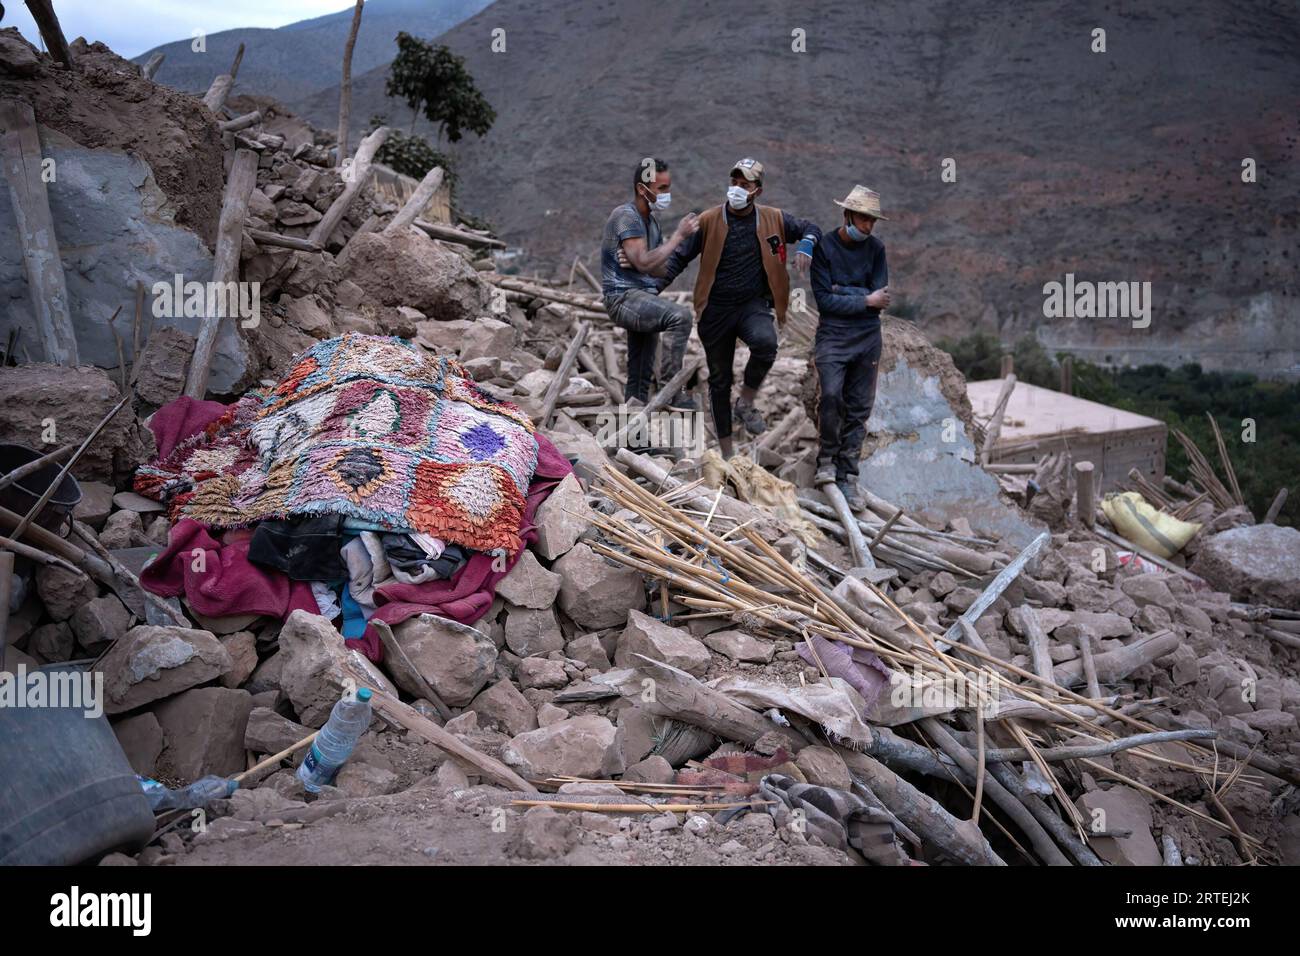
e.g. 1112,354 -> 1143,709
701,450 -> 824,548
1101,491 -> 1201,559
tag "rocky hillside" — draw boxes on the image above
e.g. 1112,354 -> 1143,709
133,0 -> 491,104
291,0 -> 1300,376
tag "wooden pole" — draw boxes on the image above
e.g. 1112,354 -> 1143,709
218,110 -> 261,133
247,229 -> 322,253
336,0 -> 365,165
0,99 -> 80,365
1000,353 -> 1014,378
383,165 -> 444,236
183,148 -> 258,399
980,374 -> 1015,466
1075,460 -> 1095,528
309,126 -> 387,247
22,0 -> 75,70
820,481 -> 876,571
413,219 -> 506,248
1263,487 -> 1288,525
141,52 -> 165,80
612,355 -> 701,448
228,42 -> 245,80
537,321 -> 589,426
202,75 -> 234,115
1060,355 -> 1073,395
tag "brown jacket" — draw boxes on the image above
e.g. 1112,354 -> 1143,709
690,204 -> 792,324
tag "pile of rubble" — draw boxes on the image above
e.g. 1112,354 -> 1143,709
2,31 -> 1299,868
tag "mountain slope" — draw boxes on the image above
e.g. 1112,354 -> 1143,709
294,0 -> 1300,374
133,0 -> 492,105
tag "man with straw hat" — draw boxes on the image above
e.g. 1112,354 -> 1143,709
809,185 -> 892,511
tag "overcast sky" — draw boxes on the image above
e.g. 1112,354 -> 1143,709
5,1 -> 352,59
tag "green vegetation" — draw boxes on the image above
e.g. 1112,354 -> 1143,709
385,33 -> 496,142
366,117 -> 457,186
937,332 -> 1298,526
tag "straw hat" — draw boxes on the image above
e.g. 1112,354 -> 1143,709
834,185 -> 888,220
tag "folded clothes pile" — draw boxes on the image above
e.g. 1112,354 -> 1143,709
137,334 -> 573,661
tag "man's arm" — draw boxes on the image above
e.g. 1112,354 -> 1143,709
811,246 -> 870,316
782,211 -> 821,275
622,212 -> 699,276
654,228 -> 702,285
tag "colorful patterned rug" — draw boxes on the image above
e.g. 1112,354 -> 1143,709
136,334 -> 540,555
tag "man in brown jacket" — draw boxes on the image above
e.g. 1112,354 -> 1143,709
651,158 -> 822,457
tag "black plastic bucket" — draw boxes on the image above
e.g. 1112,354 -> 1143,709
0,443 -> 83,533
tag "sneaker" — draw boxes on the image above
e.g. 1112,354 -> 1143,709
838,480 -> 865,512
733,401 -> 767,435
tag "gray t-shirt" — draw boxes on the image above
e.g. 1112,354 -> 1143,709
601,202 -> 661,299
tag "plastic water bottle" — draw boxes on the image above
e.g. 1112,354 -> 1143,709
137,775 -> 238,811
297,687 -> 373,792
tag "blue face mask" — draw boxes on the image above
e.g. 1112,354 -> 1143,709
845,222 -> 870,242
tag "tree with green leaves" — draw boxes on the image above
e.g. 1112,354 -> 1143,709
385,32 -> 496,141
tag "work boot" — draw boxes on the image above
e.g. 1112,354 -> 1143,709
668,393 -> 697,412
734,400 -> 766,435
814,458 -> 836,486
838,480 -> 865,512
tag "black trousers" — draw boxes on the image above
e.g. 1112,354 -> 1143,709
698,297 -> 778,439
814,321 -> 882,483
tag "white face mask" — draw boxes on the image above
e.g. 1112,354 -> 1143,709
727,184 -> 752,210
652,191 -> 672,210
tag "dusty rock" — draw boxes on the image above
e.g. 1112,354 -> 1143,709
532,473 -> 594,560
496,550 -> 561,609
278,610 -> 397,725
624,755 -> 675,784
508,805 -> 576,860
340,229 -> 490,322
517,657 -> 569,690
502,604 -> 565,658
1074,785 -> 1161,866
795,746 -> 852,791
1119,574 -> 1177,611
469,679 -> 538,736
536,702 -> 569,727
434,760 -> 472,790
335,762 -> 401,797
30,621 -> 74,663
100,625 -> 232,715
566,633 -> 611,671
444,710 -> 478,734
153,687 -> 255,781
112,712 -> 164,776
98,510 -> 147,550
387,614 -> 497,708
684,814 -> 712,837
554,543 -> 646,629
34,564 -> 98,621
244,707 -> 312,754
73,481 -> 115,528
132,327 -> 195,408
1192,524 -> 1300,610
615,609 -> 711,677
219,632 -> 258,688
458,316 -> 517,361
502,715 -> 626,779
0,364 -> 149,482
415,318 -> 473,352
0,28 -> 42,76
704,629 -> 776,664
68,593 -> 131,652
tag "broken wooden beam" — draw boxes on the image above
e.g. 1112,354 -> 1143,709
309,125 -> 387,247
184,148 -> 258,399
980,373 -> 1016,466
537,321 -> 589,427
23,0 -> 75,70
219,110 -> 262,133
141,52 -> 165,80
384,165 -> 444,237
0,98 -> 80,365
414,218 -> 506,249
247,229 -> 322,253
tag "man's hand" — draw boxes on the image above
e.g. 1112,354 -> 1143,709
673,212 -> 699,244
792,252 -> 811,276
616,246 -> 632,270
866,286 -> 891,309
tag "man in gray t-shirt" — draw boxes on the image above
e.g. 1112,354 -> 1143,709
600,158 -> 698,406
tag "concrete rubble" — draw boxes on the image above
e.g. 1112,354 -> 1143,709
1,32 -> 1298,870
